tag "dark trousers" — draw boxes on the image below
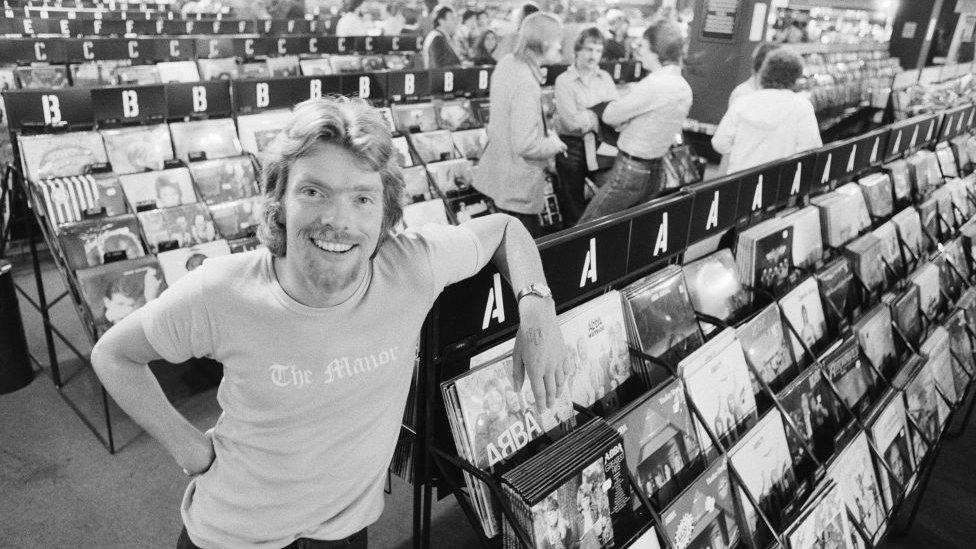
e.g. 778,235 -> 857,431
177,527 -> 367,549
579,153 -> 664,223
553,136 -> 588,227
497,208 -> 546,239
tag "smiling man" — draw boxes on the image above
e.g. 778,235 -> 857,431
91,97 -> 568,549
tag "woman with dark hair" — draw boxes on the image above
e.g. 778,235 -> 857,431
579,21 -> 692,222
471,29 -> 499,65
712,47 -> 821,174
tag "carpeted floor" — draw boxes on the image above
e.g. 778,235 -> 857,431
2,252 -> 974,548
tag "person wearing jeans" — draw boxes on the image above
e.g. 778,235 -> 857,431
579,20 -> 692,223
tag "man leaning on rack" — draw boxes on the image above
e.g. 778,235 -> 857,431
90,96 -> 570,549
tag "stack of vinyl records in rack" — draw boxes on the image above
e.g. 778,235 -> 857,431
734,217 -> 794,295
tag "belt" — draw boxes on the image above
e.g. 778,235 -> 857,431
618,149 -> 661,163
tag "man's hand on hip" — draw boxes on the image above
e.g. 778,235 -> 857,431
512,298 -> 569,413
176,428 -> 216,477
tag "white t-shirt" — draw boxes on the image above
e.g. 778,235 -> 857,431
335,12 -> 367,37
139,225 -> 483,548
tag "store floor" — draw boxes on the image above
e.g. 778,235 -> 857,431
3,251 -> 976,548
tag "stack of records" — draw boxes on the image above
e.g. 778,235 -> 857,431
883,286 -> 923,360
856,172 -> 894,219
872,221 -> 903,287
610,378 -> 705,510
392,103 -> 439,133
170,119 -> 243,162
935,141 -> 959,179
815,257 -> 857,330
411,130 -> 457,163
76,256 -> 167,335
452,128 -> 489,161
776,365 -> 847,479
19,132 -> 109,181
58,215 -> 146,269
188,156 -> 259,205
736,303 -> 799,397
659,457 -> 741,549
778,206 -> 823,270
115,65 -> 161,85
821,337 -> 875,416
867,393 -> 915,509
209,197 -> 264,240
156,60 -> 201,83
237,109 -> 291,160
71,61 -> 126,86
266,56 -> 300,77
556,291 -> 633,412
328,55 -> 362,73
891,208 -> 924,259
728,410 -> 798,545
119,168 -> 198,211
827,431 -> 887,544
428,159 -> 474,195
810,188 -> 868,248
137,203 -> 218,253
897,356 -> 947,464
779,277 -> 829,365
909,262 -> 943,320
678,328 -> 757,452
920,327 -> 959,407
33,174 -> 128,228
299,57 -> 334,75
734,218 -> 794,295
157,240 -> 232,285
14,65 -> 68,89
884,159 -> 912,202
100,124 -> 175,174
781,482 -> 854,549
843,233 -> 884,292
436,99 -> 480,131
196,58 -> 240,80
682,250 -> 750,334
944,309 -> 975,397
853,305 -> 897,381
499,420 -> 636,549
620,265 -> 703,387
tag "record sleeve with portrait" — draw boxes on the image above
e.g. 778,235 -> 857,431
170,118 -> 243,162
736,220 -> 794,294
867,393 -> 915,509
137,203 -> 218,253
679,328 -> 758,453
76,256 -> 167,335
58,214 -> 146,270
100,124 -> 175,175
34,174 -> 129,229
782,483 -> 854,549
119,167 -> 198,211
157,239 -> 232,285
410,130 -> 457,163
778,206 -> 823,270
451,128 -> 489,161
391,103 -> 439,133
209,197 -> 263,240
196,57 -> 240,80
776,365 -> 848,477
19,131 -> 110,182
822,337 -> 875,416
622,265 -> 703,379
236,109 -> 291,159
815,257 -> 857,332
827,431 -> 887,543
189,156 -> 259,205
611,378 -> 704,511
736,303 -> 798,396
14,65 -> 69,89
682,249 -> 751,334
778,277 -> 829,365
854,305 -> 897,380
156,60 -> 201,83
660,457 -> 740,549
427,158 -> 474,195
728,410 -> 798,543
436,99 -> 480,131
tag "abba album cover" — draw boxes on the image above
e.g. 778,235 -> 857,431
209,197 -> 263,240
58,214 -> 146,270
189,156 -> 259,205
751,226 -> 794,294
157,239 -> 232,285
137,203 -> 218,253
19,131 -> 109,182
34,174 -> 128,228
77,256 -> 167,334
100,124 -> 175,175
528,457 -> 619,549
170,119 -> 243,162
119,168 -> 198,211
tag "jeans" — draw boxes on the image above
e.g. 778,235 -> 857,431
578,153 -> 664,223
497,207 -> 546,239
177,527 -> 367,549
553,136 -> 588,227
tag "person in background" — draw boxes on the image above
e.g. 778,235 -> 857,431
473,12 -> 568,238
728,42 -> 779,108
711,48 -> 822,174
458,9 -> 479,59
380,2 -> 406,36
335,0 -> 367,37
471,29 -> 500,65
494,2 -> 542,59
422,5 -> 462,68
552,27 -> 618,226
416,0 -> 440,38
579,21 -> 691,223
603,8 -> 629,60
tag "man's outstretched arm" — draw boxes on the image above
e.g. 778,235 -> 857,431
90,317 -> 214,474
461,214 -> 569,410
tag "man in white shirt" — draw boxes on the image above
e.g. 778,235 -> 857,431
91,97 -> 569,549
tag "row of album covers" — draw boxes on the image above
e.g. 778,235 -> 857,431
9,95 -> 517,338
432,132 -> 976,547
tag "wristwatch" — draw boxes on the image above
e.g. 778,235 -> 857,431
516,282 -> 553,302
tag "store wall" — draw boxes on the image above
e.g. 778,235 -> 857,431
889,0 -> 943,69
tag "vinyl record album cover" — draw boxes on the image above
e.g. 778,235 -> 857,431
844,233 -> 884,292
391,103 -> 439,133
196,58 -> 240,80
402,166 -> 431,202
76,256 -> 167,334
872,221 -> 903,287
901,359 -> 947,463
660,458 -> 740,549
736,304 -> 797,394
58,214 -> 145,270
328,55 -> 362,73
891,208 -> 924,258
119,168 -> 198,211
779,277 -> 829,364
391,136 -> 414,168
682,250 -> 750,333
827,432 -> 887,543
14,65 -> 69,89
920,327 -> 958,406
447,193 -> 493,223
452,128 -> 489,161
19,131 -> 109,181
266,56 -> 301,77
729,410 -> 797,539
34,174 -> 128,228
410,130 -> 456,163
189,156 -> 259,204
402,199 -> 449,228
228,236 -> 265,254
527,456 -> 620,549
815,258 -> 856,330
170,119 -> 243,161
854,305 -> 897,379
776,366 -> 847,473
298,57 -> 334,76
100,124 -> 175,174
822,337 -> 875,415
909,262 -> 943,320
427,159 -> 474,194
857,172 -> 894,219
622,266 -> 703,371
869,395 -> 914,509
114,64 -> 161,85
783,483 -> 854,549
137,203 -> 218,253
750,225 -> 794,293
437,99 -> 480,131
70,60 -> 127,87
157,239 -> 232,285
945,310 -> 975,398
780,206 -> 823,270
236,109 -> 291,159
884,160 -> 912,201
208,196 -> 264,240
156,60 -> 201,83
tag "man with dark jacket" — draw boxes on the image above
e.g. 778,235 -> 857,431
422,4 -> 462,68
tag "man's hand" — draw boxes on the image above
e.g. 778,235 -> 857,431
174,428 -> 216,477
512,298 -> 569,412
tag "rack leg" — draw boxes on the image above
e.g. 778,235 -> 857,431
102,386 -> 116,454
22,185 -> 62,387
